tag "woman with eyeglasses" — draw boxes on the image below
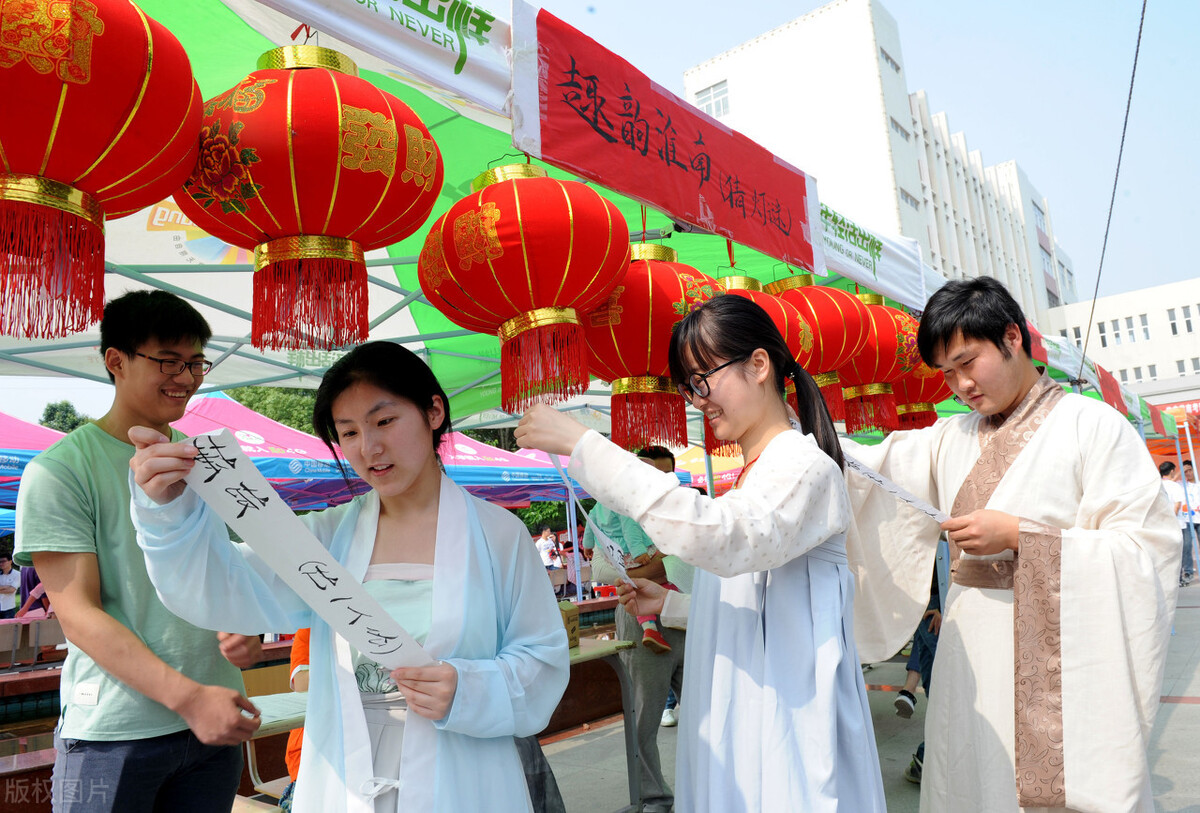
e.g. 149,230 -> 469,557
516,294 -> 886,812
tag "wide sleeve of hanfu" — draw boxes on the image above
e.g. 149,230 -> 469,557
840,427 -> 945,662
436,504 -> 571,739
567,429 -> 847,578
130,477 -> 339,635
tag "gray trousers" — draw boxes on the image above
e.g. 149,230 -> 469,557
616,605 -> 686,813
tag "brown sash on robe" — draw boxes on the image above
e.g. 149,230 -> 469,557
948,371 -> 1068,808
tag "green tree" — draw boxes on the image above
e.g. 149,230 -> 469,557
512,498 -> 596,535
226,386 -> 318,432
461,427 -> 518,451
40,400 -> 90,433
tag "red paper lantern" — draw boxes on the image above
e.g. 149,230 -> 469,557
175,46 -> 443,349
0,0 -> 201,337
892,311 -> 952,429
583,244 -> 723,450
837,294 -> 921,434
418,164 -> 630,413
763,275 -> 870,422
721,275 -> 815,418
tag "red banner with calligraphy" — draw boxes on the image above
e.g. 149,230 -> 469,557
511,4 -> 824,273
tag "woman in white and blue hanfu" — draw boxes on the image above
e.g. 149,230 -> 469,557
129,342 -> 569,813
517,295 -> 886,813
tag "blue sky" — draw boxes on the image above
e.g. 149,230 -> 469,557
536,0 -> 1197,300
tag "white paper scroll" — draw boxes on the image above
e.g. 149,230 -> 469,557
843,453 -> 950,525
184,429 -> 433,669
548,455 -> 635,587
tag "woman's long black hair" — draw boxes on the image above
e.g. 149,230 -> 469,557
668,295 -> 845,470
312,341 -> 452,487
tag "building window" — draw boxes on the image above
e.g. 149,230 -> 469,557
1032,203 -> 1047,232
1133,366 -> 1143,383
1179,360 -> 1187,377
1047,289 -> 1061,308
899,187 -> 921,210
1140,313 -> 1150,340
1125,316 -> 1136,343
880,47 -> 901,73
1072,326 -> 1082,348
889,117 -> 911,141
1098,322 -> 1107,347
1148,364 -> 1157,380
695,80 -> 729,118
1111,319 -> 1122,345
1119,369 -> 1128,383
1169,308 -> 1179,335
1184,305 -> 1194,333
1193,357 -> 1200,373
1040,247 -> 1054,276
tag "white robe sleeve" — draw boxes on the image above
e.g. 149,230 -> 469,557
1052,406 -> 1180,811
130,479 -> 334,635
840,427 -> 945,662
567,429 -> 849,578
660,589 -> 690,630
435,511 -> 571,739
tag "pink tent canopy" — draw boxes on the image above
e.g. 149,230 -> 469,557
0,412 -> 65,508
173,392 -> 366,510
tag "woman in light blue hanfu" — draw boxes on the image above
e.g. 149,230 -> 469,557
129,342 -> 569,813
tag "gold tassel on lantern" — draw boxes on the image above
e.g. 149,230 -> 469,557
498,307 -> 590,413
252,235 -> 368,350
843,383 -> 899,434
0,176 -> 105,338
611,376 -> 687,450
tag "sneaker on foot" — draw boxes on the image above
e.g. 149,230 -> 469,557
894,690 -> 916,718
903,755 -> 923,784
660,707 -> 678,727
642,627 -> 672,654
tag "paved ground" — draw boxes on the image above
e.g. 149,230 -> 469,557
548,587 -> 1200,812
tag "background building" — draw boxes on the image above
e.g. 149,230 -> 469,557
1044,277 -> 1200,407
682,0 -> 1078,326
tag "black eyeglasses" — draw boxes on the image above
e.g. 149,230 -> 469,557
134,352 -> 214,376
676,357 -> 746,403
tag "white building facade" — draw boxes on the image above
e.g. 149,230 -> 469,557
681,0 -> 1078,326
1044,277 -> 1200,407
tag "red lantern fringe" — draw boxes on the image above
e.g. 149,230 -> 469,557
844,391 -> 900,434
0,202 -> 104,338
899,408 -> 938,429
703,415 -> 740,457
500,322 -> 590,413
819,380 -> 846,423
252,257 -> 369,351
611,391 -> 687,450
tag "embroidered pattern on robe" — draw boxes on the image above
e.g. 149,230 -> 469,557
947,372 -> 1067,807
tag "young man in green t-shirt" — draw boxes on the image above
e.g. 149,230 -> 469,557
16,290 -> 263,811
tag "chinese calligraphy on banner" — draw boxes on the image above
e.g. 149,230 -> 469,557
184,429 -> 433,669
511,2 -> 825,274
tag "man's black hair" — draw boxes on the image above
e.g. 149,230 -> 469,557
636,445 -> 676,469
1160,461 -> 1177,477
917,277 -> 1032,366
539,525 -> 553,534
99,291 -> 212,382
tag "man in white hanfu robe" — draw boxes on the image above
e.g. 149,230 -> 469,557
844,278 -> 1179,813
